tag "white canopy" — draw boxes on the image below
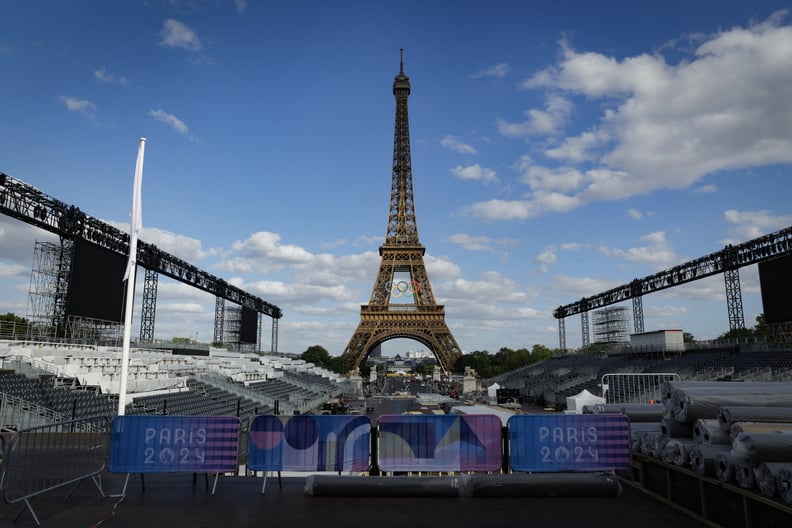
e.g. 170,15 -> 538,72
566,388 -> 605,414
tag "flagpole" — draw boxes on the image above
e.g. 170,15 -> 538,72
118,137 -> 146,416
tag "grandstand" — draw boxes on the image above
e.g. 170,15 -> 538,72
0,339 -> 351,432
486,342 -> 792,410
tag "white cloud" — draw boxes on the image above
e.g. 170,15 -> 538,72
159,19 -> 202,52
549,274 -> 622,299
447,233 -> 517,255
450,164 -> 496,183
498,94 -> 572,137
627,208 -> 643,220
722,209 -> 792,242
477,13 -> 792,221
544,128 -> 609,162
535,250 -> 557,267
465,199 -> 534,221
224,231 -> 313,273
59,96 -> 96,119
149,109 -> 192,137
440,135 -> 478,155
441,272 -> 529,305
94,66 -> 128,86
424,255 -> 461,281
600,231 -> 680,269
0,261 -> 27,279
516,158 -> 584,193
235,0 -> 248,14
534,242 -> 589,272
694,184 -> 717,193
471,63 -> 511,79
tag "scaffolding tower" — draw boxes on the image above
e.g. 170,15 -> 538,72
26,240 -> 72,339
592,306 -> 630,345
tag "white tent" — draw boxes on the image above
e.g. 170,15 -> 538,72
566,388 -> 605,414
487,382 -> 500,399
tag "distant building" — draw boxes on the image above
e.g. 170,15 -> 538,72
630,329 -> 685,352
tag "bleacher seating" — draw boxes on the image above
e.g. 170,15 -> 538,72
486,345 -> 792,410
0,340 -> 350,429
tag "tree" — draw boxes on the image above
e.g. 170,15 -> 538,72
0,312 -> 32,340
301,345 -> 332,368
531,344 -> 553,361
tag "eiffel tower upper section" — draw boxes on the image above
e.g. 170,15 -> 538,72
363,49 -> 438,309
387,50 -> 420,248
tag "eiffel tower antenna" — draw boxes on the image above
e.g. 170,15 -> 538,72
342,52 -> 463,374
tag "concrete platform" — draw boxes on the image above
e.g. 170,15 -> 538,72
0,471 -> 708,528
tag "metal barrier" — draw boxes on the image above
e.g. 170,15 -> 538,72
0,416 -> 108,525
601,373 -> 680,404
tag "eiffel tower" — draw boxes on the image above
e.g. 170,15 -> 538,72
341,52 -> 463,374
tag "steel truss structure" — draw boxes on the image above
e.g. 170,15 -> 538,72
0,172 -> 282,348
341,52 -> 463,374
592,307 -> 629,345
27,240 -> 72,339
554,225 -> 792,350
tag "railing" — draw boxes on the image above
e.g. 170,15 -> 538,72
0,416 -> 108,525
601,373 -> 680,404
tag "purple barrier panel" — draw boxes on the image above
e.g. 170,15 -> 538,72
377,414 -> 502,472
248,415 -> 371,472
108,415 -> 240,474
507,414 -> 630,472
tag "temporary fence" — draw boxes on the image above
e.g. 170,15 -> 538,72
108,415 -> 240,495
248,414 -> 371,492
0,416 -> 108,526
1,411 -> 632,523
377,414 -> 504,473
601,373 -> 680,404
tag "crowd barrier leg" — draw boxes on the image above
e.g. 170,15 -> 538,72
106,473 -> 132,498
260,471 -> 282,494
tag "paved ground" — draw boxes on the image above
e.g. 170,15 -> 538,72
0,471 -> 709,528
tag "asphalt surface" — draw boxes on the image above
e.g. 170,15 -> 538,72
0,470 -> 711,528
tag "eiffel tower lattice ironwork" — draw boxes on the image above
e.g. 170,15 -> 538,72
341,52 -> 463,374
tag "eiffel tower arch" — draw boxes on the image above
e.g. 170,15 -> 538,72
341,52 -> 463,374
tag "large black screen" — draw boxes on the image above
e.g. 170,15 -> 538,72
759,254 -> 792,324
240,306 -> 258,344
66,240 -> 128,322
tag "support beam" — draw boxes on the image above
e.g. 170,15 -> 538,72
724,268 -> 745,331
558,317 -> 566,353
581,311 -> 590,349
271,317 -> 279,354
632,295 -> 645,335
214,296 -> 225,344
139,268 -> 158,343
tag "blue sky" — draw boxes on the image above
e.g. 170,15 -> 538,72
1,1 -> 791,356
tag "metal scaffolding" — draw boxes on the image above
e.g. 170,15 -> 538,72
26,240 -> 72,339
139,267 -> 158,343
592,306 -> 630,345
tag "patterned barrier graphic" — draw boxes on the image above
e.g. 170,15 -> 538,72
248,415 -> 371,472
108,415 -> 240,474
377,414 -> 502,472
507,414 -> 630,472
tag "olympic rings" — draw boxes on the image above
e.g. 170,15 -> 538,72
385,280 -> 421,298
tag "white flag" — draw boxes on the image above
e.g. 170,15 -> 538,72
123,137 -> 146,281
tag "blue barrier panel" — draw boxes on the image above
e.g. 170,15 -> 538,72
248,415 -> 371,472
377,414 -> 502,472
507,414 -> 630,472
108,415 -> 240,474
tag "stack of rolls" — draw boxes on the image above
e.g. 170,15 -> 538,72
590,380 -> 792,505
